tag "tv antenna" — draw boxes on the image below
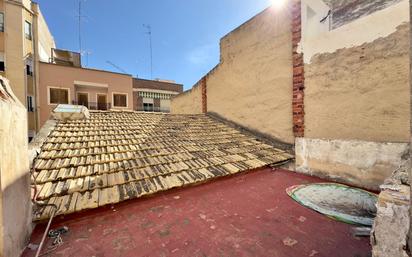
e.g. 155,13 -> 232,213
82,50 -> 92,67
143,24 -> 153,79
106,61 -> 128,74
76,0 -> 87,55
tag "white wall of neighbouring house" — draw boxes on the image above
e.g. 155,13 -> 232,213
0,77 -> 32,257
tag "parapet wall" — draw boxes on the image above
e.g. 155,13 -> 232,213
171,7 -> 294,144
0,77 -> 31,257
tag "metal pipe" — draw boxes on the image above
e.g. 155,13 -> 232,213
35,205 -> 57,257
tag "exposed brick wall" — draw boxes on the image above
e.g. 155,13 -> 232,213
291,0 -> 305,137
201,77 -> 207,113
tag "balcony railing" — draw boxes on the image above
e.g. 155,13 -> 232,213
72,101 -> 111,111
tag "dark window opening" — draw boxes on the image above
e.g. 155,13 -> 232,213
49,88 -> 69,104
27,96 -> 34,112
143,103 -> 154,112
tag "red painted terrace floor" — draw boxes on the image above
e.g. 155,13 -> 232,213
22,168 -> 371,257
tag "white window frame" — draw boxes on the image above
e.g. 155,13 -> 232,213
112,92 -> 128,108
47,86 -> 70,105
24,20 -> 32,40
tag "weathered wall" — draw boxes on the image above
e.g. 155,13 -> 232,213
0,77 -> 31,257
171,82 -> 203,114
296,0 -> 410,189
296,138 -> 409,190
207,8 -> 294,144
171,7 -> 294,144
305,22 -> 410,142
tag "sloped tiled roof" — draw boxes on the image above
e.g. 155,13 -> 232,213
32,111 -> 292,220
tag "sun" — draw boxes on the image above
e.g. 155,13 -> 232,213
271,0 -> 287,9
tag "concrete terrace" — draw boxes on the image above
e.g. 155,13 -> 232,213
23,168 -> 371,257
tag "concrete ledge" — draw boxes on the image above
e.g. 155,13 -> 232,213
295,138 -> 409,191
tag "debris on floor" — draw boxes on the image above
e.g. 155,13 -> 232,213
286,183 -> 377,226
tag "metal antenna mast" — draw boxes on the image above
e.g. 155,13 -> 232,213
143,24 -> 153,79
106,61 -> 128,74
77,0 -> 87,55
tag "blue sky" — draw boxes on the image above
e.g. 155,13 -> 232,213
36,0 -> 272,90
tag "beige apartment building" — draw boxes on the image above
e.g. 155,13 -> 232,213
38,60 -> 133,127
0,0 -> 55,139
38,58 -> 183,127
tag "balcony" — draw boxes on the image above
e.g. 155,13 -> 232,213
72,101 -> 111,111
135,106 -> 170,113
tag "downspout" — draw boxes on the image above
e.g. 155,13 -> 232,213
31,3 -> 40,133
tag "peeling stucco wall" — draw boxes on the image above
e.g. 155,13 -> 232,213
297,0 -> 410,189
305,22 -> 410,142
170,82 -> 203,114
0,77 -> 32,257
295,138 -> 409,191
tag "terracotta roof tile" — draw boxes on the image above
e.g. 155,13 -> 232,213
32,111 -> 292,220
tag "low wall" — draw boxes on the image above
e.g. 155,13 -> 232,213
171,82 -> 203,114
0,77 -> 31,257
295,138 -> 409,190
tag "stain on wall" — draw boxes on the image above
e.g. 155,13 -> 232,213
323,0 -> 403,29
305,23 -> 410,143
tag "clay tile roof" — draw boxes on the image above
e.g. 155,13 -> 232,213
32,111 -> 292,220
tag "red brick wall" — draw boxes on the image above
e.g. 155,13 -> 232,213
201,77 -> 207,113
291,0 -> 304,137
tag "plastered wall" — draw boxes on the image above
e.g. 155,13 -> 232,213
172,7 -> 294,144
171,82 -> 203,114
0,78 -> 31,257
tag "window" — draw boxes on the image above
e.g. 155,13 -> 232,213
26,65 -> 33,76
0,13 -> 4,32
27,95 -> 34,112
0,52 -> 5,72
49,88 -> 69,105
24,21 -> 32,40
143,103 -> 154,112
77,92 -> 89,108
113,93 -> 127,107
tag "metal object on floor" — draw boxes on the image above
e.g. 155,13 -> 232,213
286,183 -> 378,226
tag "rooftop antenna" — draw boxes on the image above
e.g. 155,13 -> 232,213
82,50 -> 92,67
106,61 -> 128,74
76,0 -> 87,55
143,24 -> 153,79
